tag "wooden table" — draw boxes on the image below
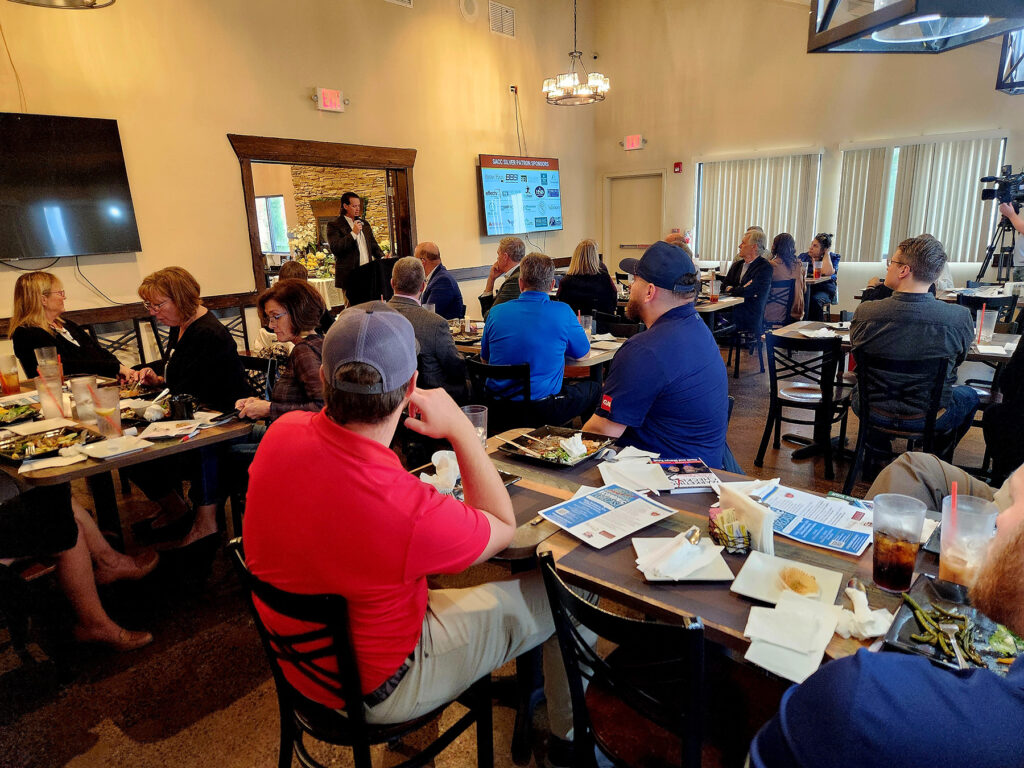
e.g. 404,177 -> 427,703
3,419 -> 253,539
486,428 -> 934,662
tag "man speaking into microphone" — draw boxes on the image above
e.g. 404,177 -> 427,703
328,191 -> 385,291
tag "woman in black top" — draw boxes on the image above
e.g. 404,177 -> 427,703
9,271 -> 140,382
132,267 -> 250,549
556,239 -> 617,316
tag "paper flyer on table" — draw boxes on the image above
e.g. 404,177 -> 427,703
757,484 -> 872,556
539,484 -> 676,549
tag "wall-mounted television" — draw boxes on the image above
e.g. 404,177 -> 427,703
479,154 -> 563,237
0,112 -> 142,260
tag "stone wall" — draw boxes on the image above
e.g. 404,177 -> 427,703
289,166 -> 390,249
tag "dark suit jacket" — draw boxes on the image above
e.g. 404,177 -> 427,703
479,265 -> 521,317
385,296 -> 467,402
327,215 -> 385,289
421,263 -> 465,320
721,256 -> 773,335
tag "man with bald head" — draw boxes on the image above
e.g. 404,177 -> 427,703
417,242 -> 465,320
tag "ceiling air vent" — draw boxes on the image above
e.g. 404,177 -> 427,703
489,1 -> 515,38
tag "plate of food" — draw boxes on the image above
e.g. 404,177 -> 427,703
883,573 -> 1022,675
0,403 -> 39,425
729,551 -> 843,606
495,425 -> 614,467
0,426 -> 103,464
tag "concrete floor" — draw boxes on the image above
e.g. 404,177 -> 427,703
0,347 -> 992,768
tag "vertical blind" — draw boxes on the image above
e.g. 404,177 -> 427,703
837,136 -> 1005,262
696,154 -> 820,264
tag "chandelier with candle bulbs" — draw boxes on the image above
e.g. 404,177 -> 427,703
542,0 -> 609,106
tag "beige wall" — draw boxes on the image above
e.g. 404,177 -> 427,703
592,0 -> 1024,259
0,0 -> 598,315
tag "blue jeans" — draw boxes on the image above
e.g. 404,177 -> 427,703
856,385 -> 979,451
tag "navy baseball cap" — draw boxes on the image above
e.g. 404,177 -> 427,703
323,303 -> 417,394
620,241 -> 698,293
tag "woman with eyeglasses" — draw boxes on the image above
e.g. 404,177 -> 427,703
10,271 -> 140,382
129,267 -> 249,550
235,278 -> 326,421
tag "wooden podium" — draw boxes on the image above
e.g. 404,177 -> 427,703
343,258 -> 398,306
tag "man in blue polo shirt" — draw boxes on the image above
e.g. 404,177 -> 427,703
482,252 -> 599,427
583,241 -> 729,468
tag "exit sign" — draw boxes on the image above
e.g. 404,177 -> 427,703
624,134 -> 645,151
315,87 -> 345,112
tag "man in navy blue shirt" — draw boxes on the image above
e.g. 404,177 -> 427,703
750,460 -> 1024,767
482,253 -> 599,427
417,242 -> 466,320
583,242 -> 729,468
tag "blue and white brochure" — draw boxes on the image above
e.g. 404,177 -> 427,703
540,484 -> 677,549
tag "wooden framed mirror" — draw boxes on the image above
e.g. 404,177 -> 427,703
228,134 -> 417,293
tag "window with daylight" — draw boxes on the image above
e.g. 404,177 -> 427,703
836,136 -> 1005,263
695,153 -> 821,264
255,195 -> 290,254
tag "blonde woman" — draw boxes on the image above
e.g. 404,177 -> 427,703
555,239 -> 617,315
10,271 -> 139,382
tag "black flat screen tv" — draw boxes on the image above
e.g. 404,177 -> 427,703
0,112 -> 142,260
479,154 -> 563,236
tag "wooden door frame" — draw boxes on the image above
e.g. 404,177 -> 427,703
601,169 -> 667,269
227,134 -> 418,289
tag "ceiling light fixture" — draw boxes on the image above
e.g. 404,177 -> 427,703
542,0 -> 609,106
7,0 -> 115,7
808,0 -> 1024,53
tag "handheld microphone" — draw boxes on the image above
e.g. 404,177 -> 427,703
980,176 -> 998,182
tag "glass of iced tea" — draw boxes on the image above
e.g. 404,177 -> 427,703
872,493 -> 927,593
0,355 -> 20,395
708,279 -> 720,304
939,495 -> 997,587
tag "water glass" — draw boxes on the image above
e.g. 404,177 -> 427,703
68,376 -> 97,424
35,375 -> 66,419
461,405 -> 488,447
939,495 -> 997,587
0,354 -> 20,395
34,346 -> 58,367
975,308 -> 997,344
92,386 -> 122,438
580,314 -> 593,339
424,303 -> 436,315
871,494 -> 926,592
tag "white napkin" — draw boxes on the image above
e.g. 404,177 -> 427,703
598,460 -> 673,493
8,417 -> 76,436
744,591 -> 842,684
559,433 -> 587,459
590,332 -> 617,341
799,328 -> 837,339
835,587 -> 895,640
717,482 -> 775,556
745,605 -> 821,654
919,518 -> 939,544
419,450 -> 460,493
634,528 -> 718,580
18,453 -> 87,473
615,446 -> 660,460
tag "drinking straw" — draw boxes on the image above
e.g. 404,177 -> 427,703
950,480 -> 958,532
39,378 -> 64,418
977,305 -> 985,344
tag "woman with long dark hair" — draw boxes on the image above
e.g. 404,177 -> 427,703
797,233 -> 840,321
766,233 -> 806,324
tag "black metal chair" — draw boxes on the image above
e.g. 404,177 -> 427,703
956,293 -> 1019,325
842,351 -> 950,494
763,279 -> 795,331
594,311 -> 639,334
0,557 -> 57,663
227,539 -> 493,768
754,333 -> 851,481
211,306 -> 251,352
238,354 -> 279,400
81,318 -> 153,366
539,551 -> 706,768
465,357 -> 536,435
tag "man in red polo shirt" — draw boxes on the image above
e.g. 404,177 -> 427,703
243,303 -> 574,747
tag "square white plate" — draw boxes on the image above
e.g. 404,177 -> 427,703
632,538 -> 735,582
8,417 -> 76,436
80,436 -> 153,460
730,550 -> 843,606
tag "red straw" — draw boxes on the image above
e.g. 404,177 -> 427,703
950,480 -> 959,530
977,306 -> 985,344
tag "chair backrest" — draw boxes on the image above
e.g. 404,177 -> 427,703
966,280 -> 998,289
227,540 -> 368,730
238,354 -> 279,400
80,319 -> 147,367
465,356 -> 531,404
839,310 -> 854,323
764,332 -> 843,406
210,306 -> 250,352
539,551 -> 704,768
995,321 -> 1019,335
764,279 -> 795,330
614,272 -> 629,286
853,350 -> 948,447
594,310 -> 643,336
956,293 -> 1019,324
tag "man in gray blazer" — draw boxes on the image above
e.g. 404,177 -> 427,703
386,257 -> 467,403
479,236 -> 525,317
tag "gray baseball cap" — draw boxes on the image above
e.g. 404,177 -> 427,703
322,303 -> 417,394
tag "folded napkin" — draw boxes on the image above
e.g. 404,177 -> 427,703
598,460 -> 673,493
919,518 -> 939,544
745,605 -> 821,654
635,528 -> 718,580
744,591 -> 842,684
835,587 -> 895,640
590,333 -> 617,342
717,482 -> 776,555
615,446 -> 660,460
976,344 -> 1006,355
419,450 -> 460,494
9,417 -> 76,436
18,453 -> 87,473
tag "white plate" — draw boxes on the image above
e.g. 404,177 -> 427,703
632,538 -> 735,582
8,417 -> 76,435
80,436 -> 153,459
730,550 -> 843,606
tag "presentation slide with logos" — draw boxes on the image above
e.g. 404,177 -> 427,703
479,154 -> 563,236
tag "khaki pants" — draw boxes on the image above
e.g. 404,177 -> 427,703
867,453 -> 998,510
364,570 -> 575,740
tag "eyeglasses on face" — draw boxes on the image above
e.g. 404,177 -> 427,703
143,298 -> 170,311
42,289 -> 66,298
887,259 -> 908,269
266,310 -> 289,322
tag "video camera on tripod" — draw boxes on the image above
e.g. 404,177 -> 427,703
976,165 -> 1022,282
981,165 -> 1024,206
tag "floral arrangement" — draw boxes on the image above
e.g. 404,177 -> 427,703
287,223 -> 335,279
